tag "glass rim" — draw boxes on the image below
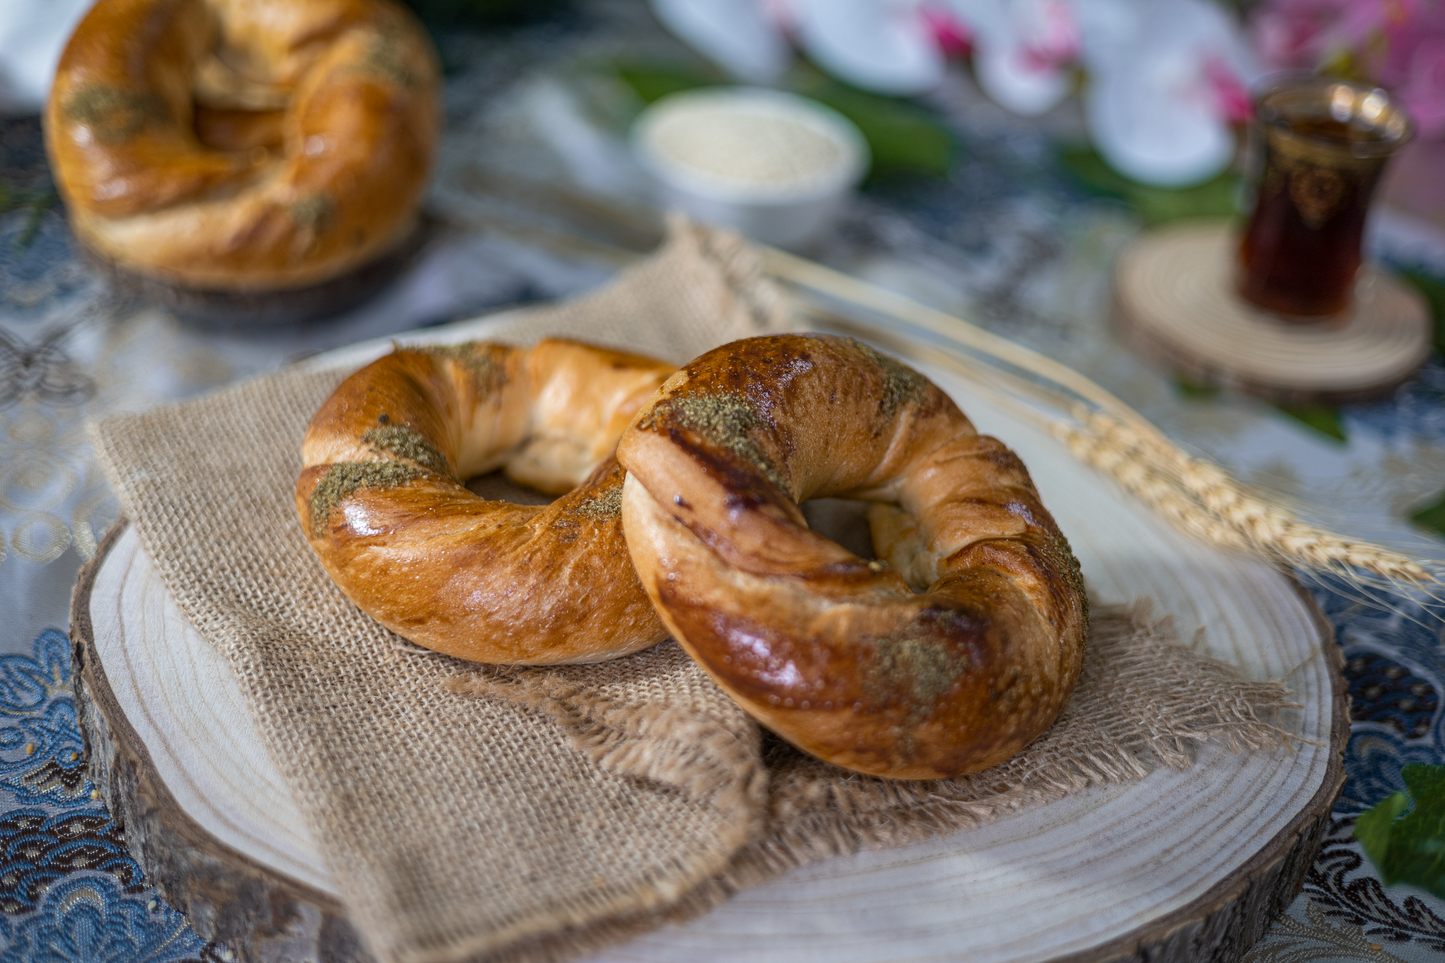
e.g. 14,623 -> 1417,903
1252,73 -> 1414,158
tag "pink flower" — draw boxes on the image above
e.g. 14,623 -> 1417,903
1250,0 -> 1354,69
1250,0 -> 1445,139
1391,31 -> 1445,137
1204,54 -> 1254,123
920,3 -> 975,56
1004,0 -> 1082,72
947,0 -> 1083,116
649,0 -> 1260,184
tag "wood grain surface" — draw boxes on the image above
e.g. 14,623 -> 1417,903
72,525 -> 368,963
70,312 -> 1347,963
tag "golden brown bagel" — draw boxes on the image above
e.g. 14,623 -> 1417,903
45,0 -> 439,291
617,334 -> 1087,779
297,339 -> 677,664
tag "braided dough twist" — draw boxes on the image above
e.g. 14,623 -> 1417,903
617,335 -> 1088,778
297,339 -> 675,664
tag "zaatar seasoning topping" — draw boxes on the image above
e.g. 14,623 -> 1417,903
309,461 -> 422,534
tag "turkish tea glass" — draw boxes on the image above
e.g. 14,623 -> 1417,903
1238,78 -> 1413,319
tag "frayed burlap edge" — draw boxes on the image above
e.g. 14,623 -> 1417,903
448,599 -> 1299,963
447,643 -> 770,833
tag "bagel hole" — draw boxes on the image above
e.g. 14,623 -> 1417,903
464,471 -> 556,506
799,499 -> 876,561
193,106 -> 285,153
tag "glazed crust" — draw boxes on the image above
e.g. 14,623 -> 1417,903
46,0 -> 439,291
296,339 -> 676,665
617,334 -> 1088,779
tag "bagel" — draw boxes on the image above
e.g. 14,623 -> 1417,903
45,0 -> 438,293
297,339 -> 676,665
616,334 -> 1087,779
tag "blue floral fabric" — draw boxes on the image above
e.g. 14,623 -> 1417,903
0,873 -> 211,963
1292,583 -> 1445,957
0,633 -> 222,962
1347,361 -> 1445,444
1322,586 -> 1445,814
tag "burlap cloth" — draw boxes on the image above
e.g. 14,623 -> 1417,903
90,223 -> 1296,963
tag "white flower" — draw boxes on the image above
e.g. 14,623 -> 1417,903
1077,0 -> 1260,186
648,0 -> 1260,186
790,0 -> 948,96
0,0 -> 91,116
946,0 -> 1081,116
650,0 -> 951,95
649,0 -> 795,83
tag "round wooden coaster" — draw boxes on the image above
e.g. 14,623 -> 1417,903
67,315 -> 1347,963
1114,220 -> 1432,405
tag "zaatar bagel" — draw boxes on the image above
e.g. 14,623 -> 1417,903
45,0 -> 439,293
616,334 -> 1088,779
297,339 -> 676,665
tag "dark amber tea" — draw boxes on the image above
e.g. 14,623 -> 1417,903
1238,79 -> 1412,319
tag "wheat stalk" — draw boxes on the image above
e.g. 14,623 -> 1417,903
424,184 -> 1442,594
1050,421 -> 1252,553
1065,408 -> 1436,584
772,256 -> 1441,593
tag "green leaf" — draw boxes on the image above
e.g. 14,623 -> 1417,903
614,62 -> 719,104
1399,269 -> 1445,357
1171,376 -> 1221,401
1060,146 -> 1242,227
1410,489 -> 1445,538
794,76 -> 954,179
1353,764 -> 1445,899
0,181 -> 59,250
1273,403 -> 1347,442
1355,791 -> 1410,868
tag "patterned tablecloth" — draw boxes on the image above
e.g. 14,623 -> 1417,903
1,3 -> 1443,961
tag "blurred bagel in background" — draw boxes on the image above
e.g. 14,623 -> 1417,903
45,0 -> 440,317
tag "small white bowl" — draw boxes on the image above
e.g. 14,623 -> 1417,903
631,87 -> 869,250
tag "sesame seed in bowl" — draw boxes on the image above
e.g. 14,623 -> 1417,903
632,87 -> 869,249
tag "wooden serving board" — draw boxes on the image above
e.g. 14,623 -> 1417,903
71,313 -> 1346,963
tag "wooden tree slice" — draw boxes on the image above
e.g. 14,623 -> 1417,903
70,317 -> 1347,963
1114,220 -> 1432,405
71,524 -> 371,963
